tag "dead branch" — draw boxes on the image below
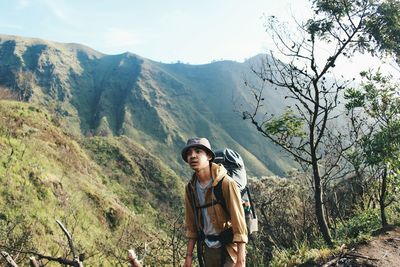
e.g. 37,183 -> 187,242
1,251 -> 19,267
56,219 -> 77,259
322,251 -> 379,267
29,251 -> 83,267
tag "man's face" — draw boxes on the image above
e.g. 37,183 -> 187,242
186,147 -> 211,171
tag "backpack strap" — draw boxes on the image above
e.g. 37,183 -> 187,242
246,186 -> 257,219
196,201 -> 222,209
215,178 -> 256,219
194,176 -> 228,217
187,183 -> 207,267
213,177 -> 229,216
187,184 -> 205,239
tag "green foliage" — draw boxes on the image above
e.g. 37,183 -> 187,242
264,108 -> 306,139
312,0 -> 400,60
246,235 -> 270,267
306,18 -> 334,38
344,88 -> 365,110
82,136 -> 185,216
266,206 -> 399,266
0,214 -> 36,265
335,209 -> 381,243
248,175 -> 321,264
247,168 -> 400,266
387,203 -> 400,224
311,0 -> 373,50
365,0 -> 400,62
362,121 -> 400,166
345,70 -> 400,227
270,241 -> 333,267
358,71 -> 400,118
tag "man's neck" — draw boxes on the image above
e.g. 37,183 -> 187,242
195,164 -> 212,185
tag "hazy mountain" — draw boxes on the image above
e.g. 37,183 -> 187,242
0,34 -> 292,177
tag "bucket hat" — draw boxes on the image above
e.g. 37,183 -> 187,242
181,137 -> 215,162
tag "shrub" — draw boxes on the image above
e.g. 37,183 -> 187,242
335,209 -> 381,244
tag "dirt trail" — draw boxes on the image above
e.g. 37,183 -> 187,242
323,226 -> 400,267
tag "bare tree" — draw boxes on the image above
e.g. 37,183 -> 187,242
242,0 -> 399,245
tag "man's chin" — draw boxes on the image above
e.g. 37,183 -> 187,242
190,164 -> 208,172
190,165 -> 199,171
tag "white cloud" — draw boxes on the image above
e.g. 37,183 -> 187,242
41,0 -> 69,22
17,0 -> 30,9
104,28 -> 147,49
159,10 -> 188,25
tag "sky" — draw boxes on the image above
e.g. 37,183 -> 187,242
0,0 -> 397,78
0,0 -> 312,63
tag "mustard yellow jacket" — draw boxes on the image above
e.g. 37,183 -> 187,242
184,163 -> 248,263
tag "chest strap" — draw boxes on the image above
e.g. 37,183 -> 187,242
196,200 -> 222,209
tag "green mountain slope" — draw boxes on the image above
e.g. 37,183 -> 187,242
0,100 -> 184,266
0,34 -> 292,177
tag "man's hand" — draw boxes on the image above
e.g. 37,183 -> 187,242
234,242 -> 246,267
128,249 -> 142,267
234,259 -> 246,267
184,238 -> 196,267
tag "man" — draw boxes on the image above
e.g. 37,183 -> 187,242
182,137 -> 247,267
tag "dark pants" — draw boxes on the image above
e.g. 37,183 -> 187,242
203,246 -> 234,267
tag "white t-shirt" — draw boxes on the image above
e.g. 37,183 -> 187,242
196,180 -> 222,248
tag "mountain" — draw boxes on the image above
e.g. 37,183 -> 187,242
0,34 -> 292,177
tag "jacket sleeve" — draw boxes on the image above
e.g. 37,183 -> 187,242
185,184 -> 198,239
223,178 -> 248,243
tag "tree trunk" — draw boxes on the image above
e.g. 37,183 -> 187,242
312,162 -> 333,246
379,167 -> 388,227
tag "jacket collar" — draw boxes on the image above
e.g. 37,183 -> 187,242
190,162 -> 227,187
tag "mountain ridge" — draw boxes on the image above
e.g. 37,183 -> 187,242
0,33 -> 292,177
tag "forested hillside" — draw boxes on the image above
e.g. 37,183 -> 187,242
0,34 -> 292,178
0,100 -> 185,266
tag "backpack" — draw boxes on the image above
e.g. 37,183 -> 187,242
213,148 -> 258,235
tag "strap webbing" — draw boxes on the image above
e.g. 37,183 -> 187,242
196,200 -> 222,209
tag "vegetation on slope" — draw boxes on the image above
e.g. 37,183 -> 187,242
0,100 -> 185,266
